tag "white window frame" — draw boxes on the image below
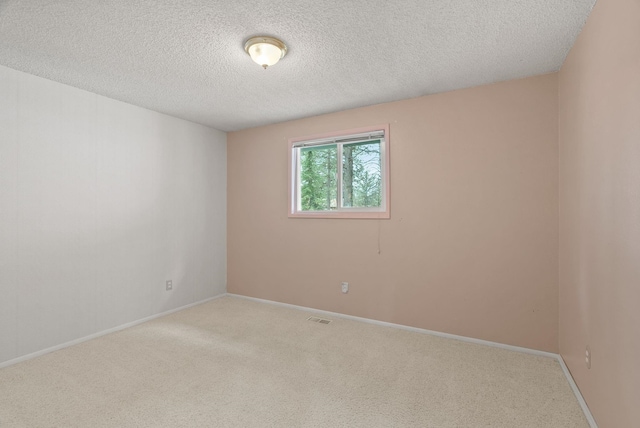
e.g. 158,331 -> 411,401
288,124 -> 390,219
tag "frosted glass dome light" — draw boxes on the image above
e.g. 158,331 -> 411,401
244,36 -> 287,69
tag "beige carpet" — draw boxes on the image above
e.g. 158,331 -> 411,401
0,296 -> 588,427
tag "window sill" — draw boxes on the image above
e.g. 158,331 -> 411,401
288,210 -> 390,219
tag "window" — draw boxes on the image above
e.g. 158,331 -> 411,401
288,125 -> 389,218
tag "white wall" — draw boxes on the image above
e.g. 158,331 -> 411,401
0,65 -> 227,365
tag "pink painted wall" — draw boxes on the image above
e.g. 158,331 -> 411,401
558,0 -> 640,425
228,74 -> 559,352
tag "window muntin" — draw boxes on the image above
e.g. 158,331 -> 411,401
289,125 -> 389,219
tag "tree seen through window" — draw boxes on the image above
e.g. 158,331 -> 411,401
300,140 -> 381,211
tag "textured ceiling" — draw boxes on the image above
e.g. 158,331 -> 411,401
0,0 -> 595,132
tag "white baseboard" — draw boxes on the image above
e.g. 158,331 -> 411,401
227,293 -> 556,357
1,291 -> 597,427
558,356 -> 598,427
227,293 -> 597,427
0,293 -> 226,370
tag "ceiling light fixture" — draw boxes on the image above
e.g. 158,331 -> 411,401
244,36 -> 287,69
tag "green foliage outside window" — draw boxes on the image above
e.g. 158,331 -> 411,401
299,140 -> 381,211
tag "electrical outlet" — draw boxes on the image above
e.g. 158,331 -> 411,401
585,345 -> 591,369
166,280 -> 173,291
341,282 -> 349,293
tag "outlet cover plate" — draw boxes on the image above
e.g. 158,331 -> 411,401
585,345 -> 591,369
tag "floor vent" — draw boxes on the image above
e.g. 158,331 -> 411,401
307,316 -> 332,324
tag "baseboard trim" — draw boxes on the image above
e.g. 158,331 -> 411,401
558,355 -> 598,427
0,293 -> 226,370
1,291 -> 597,427
227,293 -> 556,357
227,293 -> 597,427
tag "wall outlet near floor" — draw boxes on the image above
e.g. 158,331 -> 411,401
585,345 -> 591,369
166,280 -> 173,291
341,282 -> 349,293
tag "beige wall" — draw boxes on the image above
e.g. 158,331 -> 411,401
228,74 -> 559,352
558,0 -> 640,426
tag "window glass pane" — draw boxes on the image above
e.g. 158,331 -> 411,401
342,140 -> 382,208
299,144 -> 338,211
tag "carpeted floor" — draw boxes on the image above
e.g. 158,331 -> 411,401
0,296 -> 589,427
